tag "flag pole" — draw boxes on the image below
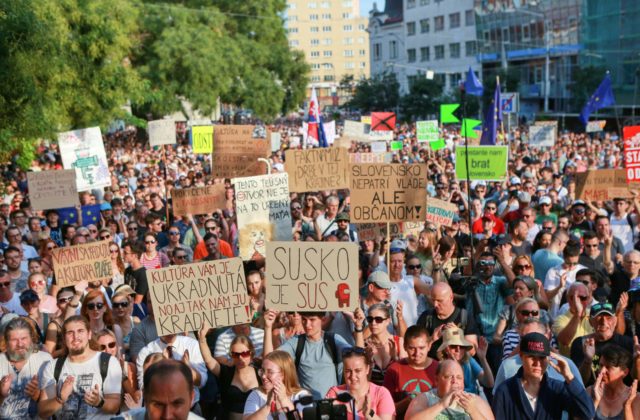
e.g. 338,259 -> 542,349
497,75 -> 505,144
461,86 -> 474,267
162,144 -> 171,225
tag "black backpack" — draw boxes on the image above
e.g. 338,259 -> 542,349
54,352 -> 111,386
420,307 -> 468,332
294,332 -> 340,384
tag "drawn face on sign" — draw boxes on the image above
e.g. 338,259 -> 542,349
250,231 -> 266,254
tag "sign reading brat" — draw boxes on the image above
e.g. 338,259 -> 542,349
171,184 -> 226,217
350,164 -> 427,222
51,241 -> 112,287
284,148 -> 349,192
266,242 -> 359,312
148,258 -> 251,336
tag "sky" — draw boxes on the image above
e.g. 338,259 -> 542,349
361,0 -> 384,16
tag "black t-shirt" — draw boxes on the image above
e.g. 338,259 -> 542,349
609,266 -> 631,306
218,364 -> 261,417
570,333 -> 634,386
579,254 -> 609,279
418,307 -> 480,359
124,266 -> 148,300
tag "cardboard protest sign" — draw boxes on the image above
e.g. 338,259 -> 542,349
455,146 -> 508,181
266,242 -> 359,311
586,120 -> 606,133
213,125 -> 269,178
148,119 -> 177,147
192,125 -> 214,154
27,170 -> 79,211
350,164 -> 427,223
324,120 -> 336,145
349,153 -> 385,163
58,127 -> 110,192
172,184 -> 226,217
356,223 -> 402,241
426,198 -> 458,227
624,126 -> 640,183
575,169 -> 636,200
284,148 -> 349,192
369,130 -> 394,141
417,120 -> 439,143
371,112 -> 396,131
234,173 -> 292,260
148,258 -> 251,335
528,122 -> 557,147
51,241 -> 112,287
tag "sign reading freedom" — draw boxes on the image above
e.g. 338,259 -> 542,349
284,148 -> 349,192
350,164 -> 427,222
51,241 -> 112,287
172,184 -> 226,217
266,242 -> 359,312
148,258 -> 251,335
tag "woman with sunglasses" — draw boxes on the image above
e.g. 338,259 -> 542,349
27,272 -> 57,314
95,329 -> 139,411
511,255 -> 550,309
111,288 -> 140,357
81,289 -> 123,348
140,232 -> 169,270
44,287 -> 75,357
109,241 -> 126,288
198,330 -> 260,420
501,297 -> 556,360
272,312 -> 305,348
365,303 -> 407,386
325,347 -> 395,419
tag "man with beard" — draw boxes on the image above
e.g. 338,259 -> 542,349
38,316 -> 122,419
0,317 -> 52,418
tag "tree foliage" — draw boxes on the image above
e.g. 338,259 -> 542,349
399,78 -> 444,122
345,72 -> 401,113
568,65 -> 608,110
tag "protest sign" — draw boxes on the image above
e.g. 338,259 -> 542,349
51,241 -> 112,287
233,173 -> 292,260
285,148 -> 349,192
455,146 -> 508,181
270,132 -> 281,152
349,153 -> 385,163
528,121 -> 557,147
350,164 -> 427,223
361,116 -> 372,125
624,126 -> 640,183
148,119 -> 177,147
417,120 -> 439,143
390,141 -> 403,151
575,169 -> 636,200
371,112 -> 395,131
586,120 -> 606,133
343,120 -> 370,142
192,125 -> 214,154
58,127 -> 110,192
426,198 -> 458,227
324,120 -> 336,145
370,141 -> 387,153
266,242 -> 359,311
333,136 -> 351,149
27,170 -> 79,211
148,258 -> 251,335
213,125 -> 269,178
356,223 -> 402,241
172,184 -> 226,217
403,221 -> 424,238
368,131 -> 394,141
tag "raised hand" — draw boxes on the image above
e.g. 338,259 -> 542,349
83,383 -> 101,407
0,375 -> 12,398
625,379 -> 638,409
618,292 -> 629,314
593,369 -> 605,407
124,392 -> 142,409
583,336 -> 596,360
549,352 -> 573,381
477,336 -> 488,360
25,375 -> 40,401
263,309 -> 278,330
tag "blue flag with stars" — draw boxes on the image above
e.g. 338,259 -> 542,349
480,80 -> 502,145
464,67 -> 483,96
579,73 -> 616,126
57,204 -> 101,227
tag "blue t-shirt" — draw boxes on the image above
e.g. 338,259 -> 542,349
464,357 -> 483,394
533,248 -> 563,282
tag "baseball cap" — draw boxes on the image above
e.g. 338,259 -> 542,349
510,176 -> 521,185
539,197 -> 552,206
367,271 -> 392,289
590,302 -> 615,317
100,202 -> 112,211
390,239 -> 406,253
335,212 -> 350,222
517,192 -> 531,203
572,200 -> 586,208
520,332 -> 550,357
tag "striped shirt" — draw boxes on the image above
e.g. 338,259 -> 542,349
214,327 -> 264,362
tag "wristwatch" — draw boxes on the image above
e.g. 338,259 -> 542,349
96,396 -> 105,409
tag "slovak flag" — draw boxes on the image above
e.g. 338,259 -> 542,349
307,87 -> 328,147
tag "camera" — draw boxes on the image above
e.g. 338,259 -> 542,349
298,393 -> 352,420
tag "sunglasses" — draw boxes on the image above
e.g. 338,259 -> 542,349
100,235 -> 111,239
573,209 -> 585,214
479,260 -> 495,267
99,342 -> 117,351
485,207 -> 496,211
342,347 -> 366,357
89,230 -> 98,233
110,249 -> 119,253
112,301 -> 129,309
205,227 -> 217,232
577,295 -> 589,301
86,303 -> 105,311
47,246 -> 56,250
519,310 -> 539,317
0,281 -> 11,288
58,296 -> 73,304
169,231 -> 180,236
407,264 -> 421,270
366,316 -> 388,324
145,240 -> 156,244
231,350 -> 252,359
515,264 -> 531,270
174,255 -> 187,260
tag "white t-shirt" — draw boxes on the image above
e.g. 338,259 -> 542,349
41,352 -> 122,420
0,351 -> 52,419
243,389 -> 311,419
0,294 -> 28,316
610,213 -> 636,253
544,263 -> 586,319
390,279 -> 421,326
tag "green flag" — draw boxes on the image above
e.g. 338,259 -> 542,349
440,104 -> 460,124
461,119 -> 482,139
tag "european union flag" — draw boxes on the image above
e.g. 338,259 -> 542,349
579,73 -> 616,126
480,80 -> 502,145
57,204 -> 101,227
464,67 -> 483,96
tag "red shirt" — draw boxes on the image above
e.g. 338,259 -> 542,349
472,214 -> 506,235
382,358 -> 439,402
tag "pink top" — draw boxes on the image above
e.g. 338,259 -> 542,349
326,383 -> 396,419
140,252 -> 169,270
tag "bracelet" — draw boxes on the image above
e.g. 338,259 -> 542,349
354,325 -> 364,333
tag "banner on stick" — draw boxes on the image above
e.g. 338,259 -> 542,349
172,184 -> 226,217
416,120 -> 439,143
148,120 -> 177,147
624,126 -> 640,183
528,122 -> 557,147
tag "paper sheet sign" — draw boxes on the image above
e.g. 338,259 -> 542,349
192,125 -> 214,154
51,241 -> 112,287
148,258 -> 251,335
27,170 -> 79,211
284,148 -> 349,192
58,127 -> 110,192
417,120 -> 439,143
265,242 -> 359,312
148,120 -> 177,146
171,184 -> 226,217
426,198 -> 458,227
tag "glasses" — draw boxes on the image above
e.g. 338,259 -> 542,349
515,264 -> 531,270
127,226 -> 138,231
0,281 -> 11,288
112,301 -> 129,309
58,296 -> 73,304
31,279 -> 46,285
577,295 -> 589,301
540,203 -> 551,207
479,260 -> 495,267
47,246 -> 56,250
366,316 -> 388,324
110,249 -> 119,253
573,209 -> 585,214
342,347 -> 366,357
205,226 -> 217,232
100,235 -> 111,240
86,303 -> 104,311
231,350 -> 252,359
174,255 -> 187,260
99,342 -> 117,351
89,229 -> 98,233
407,264 -> 421,270
519,310 -> 539,317
258,368 -> 281,377
145,240 -> 156,245
169,231 -> 180,236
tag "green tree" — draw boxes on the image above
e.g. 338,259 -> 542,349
345,72 -> 400,113
399,78 -> 443,122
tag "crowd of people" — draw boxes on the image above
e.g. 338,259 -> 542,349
0,119 -> 638,419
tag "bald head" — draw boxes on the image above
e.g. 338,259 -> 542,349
436,359 -> 464,396
432,283 -> 454,317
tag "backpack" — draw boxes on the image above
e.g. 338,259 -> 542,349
420,307 -> 468,332
54,352 -> 111,387
294,332 -> 340,384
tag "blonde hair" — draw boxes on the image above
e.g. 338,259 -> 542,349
260,350 -> 303,396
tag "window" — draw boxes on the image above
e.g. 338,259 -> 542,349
420,19 -> 430,33
288,3 -> 296,9
435,45 -> 444,59
434,16 -> 444,31
322,13 -> 331,19
324,75 -> 335,82
358,24 -> 365,30
359,49 -> 366,56
344,25 -> 353,31
345,62 -> 355,69
523,24 -> 530,41
449,13 -> 460,29
311,76 -> 321,82
311,39 -> 319,46
389,40 -> 398,59
342,12 -> 353,19
322,38 -> 332,45
311,26 -> 319,33
420,0 -> 429,5
344,37 -> 353,45
310,51 -> 320,57
289,40 -> 299,47
465,10 -> 474,26
342,1 -> 353,7
449,43 -> 460,58
289,15 -> 298,22
420,46 -> 429,61
311,63 -> 320,70
407,0 -> 416,8
407,22 -> 416,36
322,26 -> 332,32
288,28 -> 299,34
465,41 -> 476,56
323,50 -> 332,57
309,2 -> 317,8
373,43 -> 382,61
407,48 -> 416,63
309,14 -> 318,21
323,63 -> 332,69
360,62 -> 366,68
357,37 -> 364,44
321,1 -> 330,7
344,50 -> 354,57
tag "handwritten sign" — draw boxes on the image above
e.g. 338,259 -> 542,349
213,125 -> 269,178
148,258 -> 251,335
148,120 -> 177,147
58,127 -> 110,192
426,198 -> 458,227
417,120 -> 439,143
234,173 -> 292,260
528,123 -> 556,147
27,170 -> 79,211
172,184 -> 226,217
403,221 -> 425,238
350,164 -> 427,223
370,141 -> 387,154
586,120 -> 606,133
266,242 -> 359,311
624,126 -> 640,183
271,132 -> 281,152
192,125 -> 214,154
349,153 -> 385,163
51,241 -> 112,287
576,169 -> 637,200
285,148 -> 349,192
356,223 -> 402,241
343,120 -> 370,142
